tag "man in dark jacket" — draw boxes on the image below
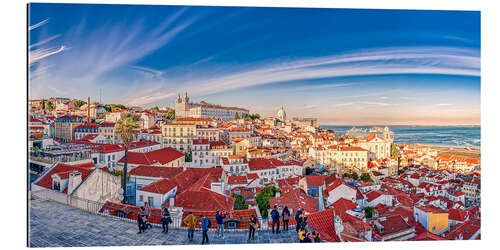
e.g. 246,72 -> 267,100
215,210 -> 227,238
201,215 -> 211,245
271,205 -> 280,234
295,208 -> 303,232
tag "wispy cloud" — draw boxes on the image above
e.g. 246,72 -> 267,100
333,101 -> 395,107
29,34 -> 61,49
29,46 -> 66,65
29,8 -> 198,100
29,18 -> 49,30
171,46 -> 479,99
435,103 -> 453,106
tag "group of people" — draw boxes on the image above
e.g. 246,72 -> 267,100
294,207 -> 320,243
182,210 -> 230,245
136,202 -> 173,234
135,203 -> 320,244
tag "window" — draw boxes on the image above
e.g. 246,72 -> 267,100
53,181 -> 61,191
148,197 -> 154,207
139,195 -> 143,202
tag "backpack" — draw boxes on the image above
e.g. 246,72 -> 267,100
207,218 -> 212,228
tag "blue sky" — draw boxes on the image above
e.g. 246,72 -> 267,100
28,4 -> 480,125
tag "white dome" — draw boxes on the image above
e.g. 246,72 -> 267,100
277,106 -> 286,121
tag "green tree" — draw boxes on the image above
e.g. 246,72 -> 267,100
115,113 -> 139,204
185,152 -> 192,162
150,106 -> 159,112
232,194 -> 248,210
343,171 -> 359,180
97,113 -> 106,119
391,144 -> 400,158
73,99 -> 86,108
364,206 -> 374,218
250,113 -> 261,120
234,113 -> 240,120
255,186 -> 280,217
164,109 -> 175,120
360,172 -> 373,182
46,101 -> 54,111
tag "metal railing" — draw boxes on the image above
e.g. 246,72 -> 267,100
30,189 -> 280,233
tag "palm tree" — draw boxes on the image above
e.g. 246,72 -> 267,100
115,113 -> 139,204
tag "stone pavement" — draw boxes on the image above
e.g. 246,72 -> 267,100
29,199 -> 300,247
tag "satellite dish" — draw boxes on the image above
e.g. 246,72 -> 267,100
118,188 -> 124,195
118,195 -> 124,201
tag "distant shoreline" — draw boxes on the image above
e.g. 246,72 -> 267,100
321,125 -> 481,127
415,143 -> 481,159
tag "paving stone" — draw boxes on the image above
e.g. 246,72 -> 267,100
30,200 -> 301,247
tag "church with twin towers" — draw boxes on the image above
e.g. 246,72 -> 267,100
174,92 -> 250,121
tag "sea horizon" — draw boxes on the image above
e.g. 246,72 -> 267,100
320,125 -> 481,148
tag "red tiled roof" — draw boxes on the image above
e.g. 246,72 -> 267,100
449,208 -> 468,221
33,162 -> 95,191
129,165 -> 183,179
330,198 -> 358,215
304,175 -> 327,187
81,134 -> 99,141
193,139 -> 210,145
269,190 -> 318,214
447,219 -> 480,240
411,231 -> 447,241
118,147 -> 184,165
365,190 -> 385,202
340,146 -> 367,152
246,173 -> 259,180
306,209 -> 340,242
377,215 -> 413,236
325,179 -> 356,194
139,178 -> 177,194
170,188 -> 234,211
227,176 -> 248,185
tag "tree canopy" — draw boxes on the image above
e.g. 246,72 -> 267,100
360,172 -> 373,182
232,194 -> 248,210
163,108 -> 175,120
364,206 -> 374,218
391,144 -> 400,158
255,186 -> 280,217
104,104 -> 127,112
115,113 -> 139,148
73,99 -> 87,108
343,171 -> 359,180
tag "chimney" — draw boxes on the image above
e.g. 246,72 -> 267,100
68,170 -> 82,194
87,97 -> 91,124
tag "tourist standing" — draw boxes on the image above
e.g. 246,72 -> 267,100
295,208 -> 303,232
143,201 -> 151,230
216,210 -> 227,238
137,206 -> 146,234
183,212 -> 197,242
271,205 -> 280,234
201,215 -> 211,245
248,214 -> 257,241
161,207 -> 171,233
282,206 -> 290,231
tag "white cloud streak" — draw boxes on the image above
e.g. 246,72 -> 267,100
29,34 -> 61,49
171,46 -> 479,99
29,19 -> 49,30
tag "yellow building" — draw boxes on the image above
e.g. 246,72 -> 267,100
329,146 -> 369,174
414,206 -> 449,235
161,122 -> 197,153
54,115 -> 85,142
232,138 -> 252,156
